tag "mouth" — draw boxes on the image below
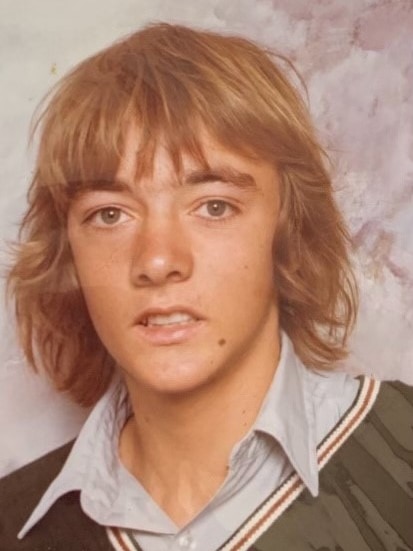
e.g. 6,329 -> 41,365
139,311 -> 199,328
134,307 -> 204,346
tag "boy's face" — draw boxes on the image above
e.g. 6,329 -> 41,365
67,131 -> 280,395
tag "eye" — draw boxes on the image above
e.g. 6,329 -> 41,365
86,207 -> 130,227
197,200 -> 236,219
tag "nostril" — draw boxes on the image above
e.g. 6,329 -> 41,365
136,273 -> 152,285
169,270 -> 185,282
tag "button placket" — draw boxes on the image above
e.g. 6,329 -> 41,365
177,531 -> 196,549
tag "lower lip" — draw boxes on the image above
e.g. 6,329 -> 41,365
134,320 -> 204,346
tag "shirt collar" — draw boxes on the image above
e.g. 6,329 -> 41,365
253,331 -> 319,496
19,331 -> 319,538
18,374 -> 131,538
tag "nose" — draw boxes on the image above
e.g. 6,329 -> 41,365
130,215 -> 193,287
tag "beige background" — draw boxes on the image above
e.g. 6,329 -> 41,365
0,0 -> 412,477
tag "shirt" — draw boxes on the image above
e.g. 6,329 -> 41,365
19,331 -> 360,551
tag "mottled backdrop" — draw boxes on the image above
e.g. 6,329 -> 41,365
0,0 -> 412,476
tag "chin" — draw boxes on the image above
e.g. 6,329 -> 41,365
124,357 -> 219,397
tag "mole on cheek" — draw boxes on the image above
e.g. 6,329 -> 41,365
218,339 -> 226,346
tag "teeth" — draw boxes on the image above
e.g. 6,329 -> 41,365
142,312 -> 195,327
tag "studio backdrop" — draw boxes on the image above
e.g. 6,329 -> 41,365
0,0 -> 412,477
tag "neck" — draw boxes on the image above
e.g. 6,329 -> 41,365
119,322 -> 280,526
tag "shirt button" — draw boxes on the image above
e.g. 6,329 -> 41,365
178,532 -> 196,549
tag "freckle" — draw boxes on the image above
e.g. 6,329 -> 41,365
244,264 -> 249,270
218,338 -> 226,346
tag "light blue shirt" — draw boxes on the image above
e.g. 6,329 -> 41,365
19,331 -> 360,551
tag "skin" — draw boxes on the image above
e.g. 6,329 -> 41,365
67,131 -> 281,526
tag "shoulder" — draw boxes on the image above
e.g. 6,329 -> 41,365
0,442 -> 73,549
0,440 -> 74,521
0,441 -> 111,550
320,380 -> 413,550
334,379 -> 413,464
302,366 -> 366,445
371,379 -> 413,423
329,379 -> 413,480
254,380 -> 413,551
332,379 -> 413,488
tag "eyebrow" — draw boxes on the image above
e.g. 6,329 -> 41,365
184,167 -> 257,190
69,166 -> 257,198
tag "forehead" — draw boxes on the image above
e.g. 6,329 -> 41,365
114,127 -> 278,193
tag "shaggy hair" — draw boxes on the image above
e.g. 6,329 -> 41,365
5,23 -> 358,406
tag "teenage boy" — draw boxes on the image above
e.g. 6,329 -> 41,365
1,23 -> 412,551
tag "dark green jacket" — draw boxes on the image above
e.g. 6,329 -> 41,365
1,380 -> 412,551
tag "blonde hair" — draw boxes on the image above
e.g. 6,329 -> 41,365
5,23 -> 358,406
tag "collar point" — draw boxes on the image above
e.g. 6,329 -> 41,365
307,477 -> 319,498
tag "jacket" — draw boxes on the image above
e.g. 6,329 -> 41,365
0,380 -> 412,551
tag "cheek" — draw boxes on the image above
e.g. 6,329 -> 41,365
71,241 -> 124,287
237,236 -> 277,300
200,230 -> 276,297
236,224 -> 276,271
70,253 -> 124,327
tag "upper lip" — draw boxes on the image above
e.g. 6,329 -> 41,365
134,306 -> 203,326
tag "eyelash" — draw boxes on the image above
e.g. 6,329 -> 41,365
83,199 -> 238,228
194,199 -> 238,221
83,207 -> 131,228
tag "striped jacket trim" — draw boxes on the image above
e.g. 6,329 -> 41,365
106,376 -> 380,551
